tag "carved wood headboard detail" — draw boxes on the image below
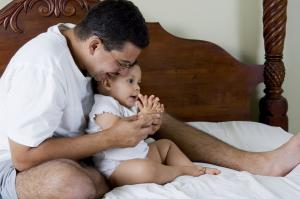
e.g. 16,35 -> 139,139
0,0 -> 289,130
0,0 -> 99,75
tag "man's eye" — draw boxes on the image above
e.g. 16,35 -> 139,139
119,62 -> 130,68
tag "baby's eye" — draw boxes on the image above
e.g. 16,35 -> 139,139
127,79 -> 134,84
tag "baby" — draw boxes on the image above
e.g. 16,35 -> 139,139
86,64 -> 220,187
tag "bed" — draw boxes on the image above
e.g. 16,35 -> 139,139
1,0 -> 299,198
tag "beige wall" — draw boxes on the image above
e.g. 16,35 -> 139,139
1,0 -> 299,133
0,0 -> 10,8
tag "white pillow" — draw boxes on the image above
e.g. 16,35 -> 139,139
186,121 -> 292,152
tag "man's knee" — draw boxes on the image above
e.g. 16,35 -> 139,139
17,159 -> 97,199
82,165 -> 111,197
49,159 -> 97,199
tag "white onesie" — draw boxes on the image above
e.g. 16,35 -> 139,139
86,94 -> 149,177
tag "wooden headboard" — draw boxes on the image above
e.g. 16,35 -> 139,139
0,0 -> 288,130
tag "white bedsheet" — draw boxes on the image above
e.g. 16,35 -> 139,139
104,163 -> 300,199
103,122 -> 300,199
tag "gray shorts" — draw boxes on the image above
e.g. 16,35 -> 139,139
0,160 -> 19,199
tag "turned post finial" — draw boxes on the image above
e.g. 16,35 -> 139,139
259,0 -> 288,131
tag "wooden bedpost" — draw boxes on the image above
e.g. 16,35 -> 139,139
259,0 -> 288,131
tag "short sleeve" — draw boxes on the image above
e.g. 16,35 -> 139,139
1,65 -> 66,147
89,95 -> 122,119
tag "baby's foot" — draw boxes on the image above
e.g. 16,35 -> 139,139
179,165 -> 220,177
201,166 -> 221,175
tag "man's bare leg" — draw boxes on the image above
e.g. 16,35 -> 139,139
82,165 -> 111,198
157,113 -> 300,176
16,159 -> 110,199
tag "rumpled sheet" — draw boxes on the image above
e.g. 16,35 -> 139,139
104,163 -> 300,199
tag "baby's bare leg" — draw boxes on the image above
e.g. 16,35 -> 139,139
147,139 -> 193,166
110,140 -> 220,186
148,139 -> 220,175
109,159 -> 205,186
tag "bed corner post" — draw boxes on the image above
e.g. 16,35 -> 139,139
259,0 -> 288,131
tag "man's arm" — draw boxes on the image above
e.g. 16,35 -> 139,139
9,116 -> 155,171
9,132 -> 110,171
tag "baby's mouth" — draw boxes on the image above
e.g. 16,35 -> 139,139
129,95 -> 138,101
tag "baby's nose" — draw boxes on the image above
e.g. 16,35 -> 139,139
135,85 -> 140,91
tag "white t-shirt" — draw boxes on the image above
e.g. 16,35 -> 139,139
86,94 -> 149,161
0,23 -> 93,162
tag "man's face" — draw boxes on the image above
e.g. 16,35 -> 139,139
85,39 -> 141,81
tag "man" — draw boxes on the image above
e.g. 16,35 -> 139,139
1,0 -> 300,199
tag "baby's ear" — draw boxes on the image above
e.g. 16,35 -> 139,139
101,79 -> 112,91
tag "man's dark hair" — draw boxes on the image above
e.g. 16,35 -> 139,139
74,0 -> 149,51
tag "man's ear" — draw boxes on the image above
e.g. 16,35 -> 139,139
88,36 -> 101,55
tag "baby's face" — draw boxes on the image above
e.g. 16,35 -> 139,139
107,65 -> 141,108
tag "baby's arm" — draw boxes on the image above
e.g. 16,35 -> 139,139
94,113 -> 120,131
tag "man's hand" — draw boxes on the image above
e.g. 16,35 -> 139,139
149,111 -> 163,134
104,114 -> 157,148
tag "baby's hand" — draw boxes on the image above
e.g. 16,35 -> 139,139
137,94 -> 164,134
137,94 -> 163,114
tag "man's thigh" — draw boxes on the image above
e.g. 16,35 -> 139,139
0,159 -> 19,199
16,159 -> 109,199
